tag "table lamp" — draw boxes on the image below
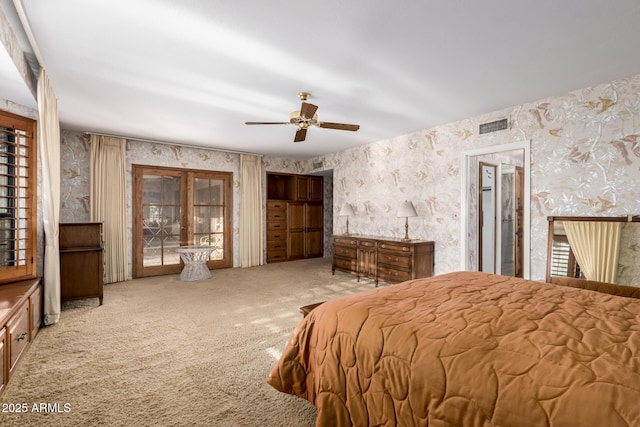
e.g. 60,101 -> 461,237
339,203 -> 355,236
397,200 -> 418,242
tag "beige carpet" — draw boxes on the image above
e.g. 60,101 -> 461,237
0,257 -> 381,426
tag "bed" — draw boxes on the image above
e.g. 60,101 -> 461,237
267,271 -> 640,426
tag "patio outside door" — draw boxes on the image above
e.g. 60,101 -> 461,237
132,165 -> 233,278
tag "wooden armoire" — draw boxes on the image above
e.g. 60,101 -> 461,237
266,172 -> 323,263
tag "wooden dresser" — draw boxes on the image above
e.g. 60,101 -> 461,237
332,235 -> 434,286
0,278 -> 41,395
60,222 -> 104,305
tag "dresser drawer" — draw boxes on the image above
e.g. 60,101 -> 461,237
378,241 -> 413,253
7,303 -> 30,374
333,245 -> 357,259
267,200 -> 287,210
267,220 -> 286,231
267,230 -> 286,241
333,236 -> 357,247
334,257 -> 357,272
377,252 -> 411,269
267,210 -> 286,221
267,250 -> 287,263
357,239 -> 377,249
377,267 -> 411,284
267,240 -> 286,251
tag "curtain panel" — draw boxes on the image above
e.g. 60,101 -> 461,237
563,221 -> 622,284
239,154 -> 263,267
90,135 -> 128,283
38,69 -> 61,325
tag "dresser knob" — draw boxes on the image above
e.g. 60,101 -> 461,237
17,332 -> 27,341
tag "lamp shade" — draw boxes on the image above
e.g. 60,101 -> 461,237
339,203 -> 355,216
397,201 -> 417,218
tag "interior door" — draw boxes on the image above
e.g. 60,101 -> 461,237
133,165 -> 232,278
133,168 -> 184,277
478,162 -> 496,273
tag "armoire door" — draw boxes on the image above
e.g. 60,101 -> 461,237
286,202 -> 323,260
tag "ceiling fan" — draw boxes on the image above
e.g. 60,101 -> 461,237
245,92 -> 360,142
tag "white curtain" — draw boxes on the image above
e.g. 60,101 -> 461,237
564,221 -> 622,284
38,69 -> 61,325
239,154 -> 263,267
90,135 -> 128,283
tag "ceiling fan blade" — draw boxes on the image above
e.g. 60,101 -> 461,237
300,102 -> 318,119
318,122 -> 360,131
245,121 -> 291,125
294,128 -> 307,142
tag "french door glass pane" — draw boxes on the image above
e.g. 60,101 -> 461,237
194,178 -> 224,260
142,174 -> 182,268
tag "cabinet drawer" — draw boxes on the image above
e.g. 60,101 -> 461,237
377,267 -> 411,284
267,250 -> 287,263
334,257 -> 357,272
267,221 -> 287,231
267,200 -> 287,210
267,240 -> 286,251
333,245 -> 357,259
267,230 -> 286,241
378,242 -> 413,253
333,237 -> 357,247
267,210 -> 286,221
7,303 -> 30,373
357,239 -> 376,249
377,252 -> 411,269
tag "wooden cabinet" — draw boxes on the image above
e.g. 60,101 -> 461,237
7,303 -> 29,377
266,172 -> 324,263
60,222 -> 104,305
357,238 -> 377,281
0,327 -> 5,395
295,176 -> 323,201
0,278 -> 41,396
266,201 -> 287,263
333,235 -> 434,286
287,202 -> 323,260
332,236 -> 358,276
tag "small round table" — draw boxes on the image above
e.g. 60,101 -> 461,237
176,246 -> 215,281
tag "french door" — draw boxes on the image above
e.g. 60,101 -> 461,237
132,165 -> 233,278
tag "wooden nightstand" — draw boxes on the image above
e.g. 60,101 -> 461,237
300,301 -> 325,317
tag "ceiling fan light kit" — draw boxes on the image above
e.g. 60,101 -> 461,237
245,92 -> 360,142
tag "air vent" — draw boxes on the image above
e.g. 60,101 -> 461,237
479,118 -> 508,135
312,161 -> 324,169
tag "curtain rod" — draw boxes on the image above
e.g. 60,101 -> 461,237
84,131 -> 263,157
547,215 -> 640,223
12,0 -> 44,67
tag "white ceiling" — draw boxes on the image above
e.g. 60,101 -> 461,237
3,0 -> 640,158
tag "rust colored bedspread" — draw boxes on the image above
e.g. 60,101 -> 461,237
267,271 -> 640,426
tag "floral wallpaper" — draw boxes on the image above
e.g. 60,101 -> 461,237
49,73 -> 640,286
60,133 -> 242,277
288,73 -> 640,284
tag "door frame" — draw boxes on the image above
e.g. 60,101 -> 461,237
132,165 -> 233,278
461,140 -> 531,279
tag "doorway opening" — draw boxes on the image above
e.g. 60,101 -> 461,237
132,165 -> 233,278
461,140 -> 530,279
